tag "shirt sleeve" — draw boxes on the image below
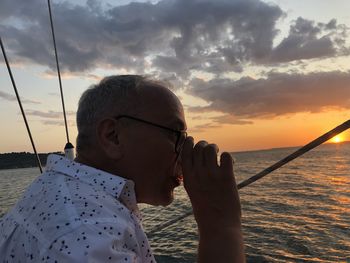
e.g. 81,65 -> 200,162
41,221 -> 142,263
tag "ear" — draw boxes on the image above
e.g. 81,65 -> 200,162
96,118 -> 123,160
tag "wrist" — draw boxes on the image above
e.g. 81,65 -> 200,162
198,223 -> 242,236
195,212 -> 242,231
198,224 -> 245,263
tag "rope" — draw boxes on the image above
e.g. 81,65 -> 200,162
0,37 -> 43,173
147,119 -> 350,236
47,0 -> 70,144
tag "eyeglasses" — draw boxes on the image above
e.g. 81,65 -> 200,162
114,115 -> 187,154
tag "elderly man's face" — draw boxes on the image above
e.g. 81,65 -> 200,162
119,85 -> 187,206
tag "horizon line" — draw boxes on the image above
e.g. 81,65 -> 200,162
1,140 -> 349,155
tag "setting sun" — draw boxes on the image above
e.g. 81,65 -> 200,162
330,135 -> 344,143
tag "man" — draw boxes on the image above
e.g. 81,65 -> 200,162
0,75 -> 244,262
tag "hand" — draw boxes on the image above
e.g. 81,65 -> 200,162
181,137 -> 242,230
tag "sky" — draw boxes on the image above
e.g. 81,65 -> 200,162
0,0 -> 350,153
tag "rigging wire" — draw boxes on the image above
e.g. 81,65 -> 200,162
147,119 -> 350,237
0,37 -> 43,173
47,0 -> 75,160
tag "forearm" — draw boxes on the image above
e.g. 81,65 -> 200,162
198,226 -> 245,263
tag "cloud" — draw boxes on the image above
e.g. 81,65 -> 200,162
86,73 -> 103,81
26,110 -> 75,119
41,120 -> 65,126
152,56 -> 191,78
41,70 -> 103,82
188,71 -> 350,119
269,17 -> 349,63
187,113 -> 252,132
41,119 -> 75,126
1,0 -> 347,80
1,0 -> 140,72
210,114 -> 253,125
48,92 -> 59,97
0,90 -> 40,104
24,110 -> 76,126
189,122 -> 221,133
0,90 -> 18,102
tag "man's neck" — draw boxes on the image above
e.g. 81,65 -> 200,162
75,151 -> 109,174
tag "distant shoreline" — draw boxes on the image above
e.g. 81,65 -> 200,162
0,152 -> 63,170
1,141 -> 347,171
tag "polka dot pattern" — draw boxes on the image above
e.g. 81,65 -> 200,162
0,154 -> 155,262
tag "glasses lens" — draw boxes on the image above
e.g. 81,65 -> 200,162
176,132 -> 187,153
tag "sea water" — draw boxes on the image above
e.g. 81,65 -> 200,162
1,143 -> 349,262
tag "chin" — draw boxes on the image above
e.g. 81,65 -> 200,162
149,190 -> 175,207
138,181 -> 178,206
160,194 -> 174,207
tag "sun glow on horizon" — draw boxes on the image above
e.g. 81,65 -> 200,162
330,135 -> 344,143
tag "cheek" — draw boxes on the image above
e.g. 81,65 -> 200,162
125,132 -> 177,175
152,152 -> 177,180
147,150 -> 177,190
145,139 -> 176,170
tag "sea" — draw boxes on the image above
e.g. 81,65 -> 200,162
0,143 -> 349,262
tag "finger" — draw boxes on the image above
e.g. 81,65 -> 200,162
203,144 -> 219,171
193,140 -> 208,170
220,152 -> 234,181
220,152 -> 241,214
181,136 -> 194,175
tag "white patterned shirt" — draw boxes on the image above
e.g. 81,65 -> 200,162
0,154 -> 156,262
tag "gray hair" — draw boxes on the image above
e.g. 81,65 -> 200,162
76,75 -> 165,153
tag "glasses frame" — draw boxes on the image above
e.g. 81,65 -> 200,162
114,115 -> 187,154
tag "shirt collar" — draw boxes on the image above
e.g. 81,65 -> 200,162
45,154 -> 138,213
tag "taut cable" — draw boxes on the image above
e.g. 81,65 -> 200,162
0,37 -> 43,173
47,0 -> 75,160
147,119 -> 350,236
